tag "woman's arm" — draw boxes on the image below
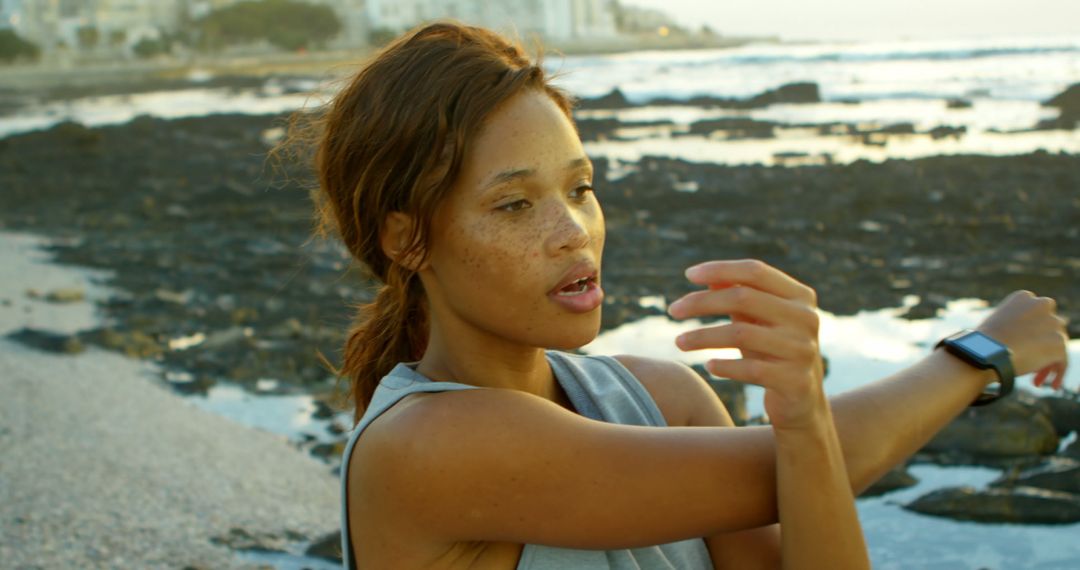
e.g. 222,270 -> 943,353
670,260 -> 1070,496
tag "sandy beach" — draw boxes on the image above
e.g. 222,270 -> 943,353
0,233 -> 340,569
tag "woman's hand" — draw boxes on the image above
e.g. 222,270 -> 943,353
667,259 -> 826,431
976,290 -> 1070,390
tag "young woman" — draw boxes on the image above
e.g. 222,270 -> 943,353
292,21 -> 1069,569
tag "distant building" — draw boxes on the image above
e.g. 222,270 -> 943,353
4,0 -> 627,60
365,0 -> 617,42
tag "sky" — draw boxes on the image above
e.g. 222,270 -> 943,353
624,0 -> 1080,42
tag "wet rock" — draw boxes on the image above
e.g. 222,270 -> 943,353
578,87 -> 632,109
1065,439 -> 1080,459
1041,393 -> 1080,437
744,82 -> 820,107
928,125 -> 966,140
921,389 -> 1058,461
86,328 -> 164,359
899,295 -> 946,320
904,485 -> 1080,524
7,327 -> 85,354
305,531 -> 343,562
209,527 -> 289,553
859,464 -> 919,498
1043,82 -> 1080,128
44,287 -> 86,303
310,440 -> 346,462
991,457 -> 1080,494
946,98 -> 973,109
685,118 -> 777,139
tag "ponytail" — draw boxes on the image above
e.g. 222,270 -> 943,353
340,268 -> 427,423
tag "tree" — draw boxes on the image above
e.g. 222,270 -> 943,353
0,29 -> 40,63
77,25 -> 100,49
133,37 -> 170,59
195,0 -> 342,52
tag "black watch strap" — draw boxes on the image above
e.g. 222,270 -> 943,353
935,330 -> 1015,406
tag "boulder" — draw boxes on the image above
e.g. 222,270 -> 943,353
306,530 -> 343,562
6,327 -> 85,354
578,88 -> 632,109
1044,82 -> 1080,128
991,457 -> 1080,494
859,464 -> 919,498
904,485 -> 1080,524
745,82 -> 820,107
1040,394 -> 1080,436
44,287 -> 85,303
921,388 -> 1058,460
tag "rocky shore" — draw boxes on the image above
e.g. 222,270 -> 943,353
1,81 -> 1078,536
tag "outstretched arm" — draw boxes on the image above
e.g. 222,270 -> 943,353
670,260 -> 1070,496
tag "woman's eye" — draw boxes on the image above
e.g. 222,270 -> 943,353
497,199 -> 531,212
570,184 -> 594,200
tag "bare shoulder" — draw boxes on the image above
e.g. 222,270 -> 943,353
612,354 -> 734,427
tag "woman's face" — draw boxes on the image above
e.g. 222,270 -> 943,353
421,88 -> 605,350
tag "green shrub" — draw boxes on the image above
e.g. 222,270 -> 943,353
195,0 -> 341,52
0,29 -> 40,63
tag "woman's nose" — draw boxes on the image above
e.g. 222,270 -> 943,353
543,203 -> 591,255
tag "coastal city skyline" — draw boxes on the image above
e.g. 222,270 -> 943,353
0,0 -> 682,61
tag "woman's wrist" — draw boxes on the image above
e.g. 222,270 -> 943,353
927,343 -> 999,391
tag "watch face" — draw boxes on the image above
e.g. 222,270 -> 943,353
955,332 -> 1006,358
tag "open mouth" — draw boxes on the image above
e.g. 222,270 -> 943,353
555,276 -> 596,296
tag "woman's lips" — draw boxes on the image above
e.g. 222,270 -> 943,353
548,277 -> 604,313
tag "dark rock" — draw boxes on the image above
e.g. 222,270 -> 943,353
1044,82 -> 1080,128
209,527 -> 288,553
991,457 -> 1080,494
578,87 -> 632,109
904,485 -> 1080,524
310,440 -> 346,462
7,327 -> 85,354
921,388 -> 1058,460
44,287 -> 85,303
1041,393 -> 1080,436
928,125 -> 966,140
1065,439 -> 1080,459
685,118 -> 776,139
859,464 -> 919,497
946,98 -> 973,109
305,531 -> 343,562
745,82 -> 820,107
899,296 -> 946,320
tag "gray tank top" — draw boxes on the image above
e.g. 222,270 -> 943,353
339,350 -> 714,569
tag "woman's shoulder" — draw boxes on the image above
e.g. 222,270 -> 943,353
609,354 -> 732,428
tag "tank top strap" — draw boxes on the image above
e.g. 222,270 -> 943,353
546,351 -> 669,427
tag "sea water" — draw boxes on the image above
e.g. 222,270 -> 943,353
2,35 -> 1079,164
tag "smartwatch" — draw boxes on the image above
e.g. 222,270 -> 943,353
935,329 -> 1015,406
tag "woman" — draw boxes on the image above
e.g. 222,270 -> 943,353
291,22 -> 1069,569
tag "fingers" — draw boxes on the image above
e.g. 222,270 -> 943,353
668,285 -> 819,330
676,321 -> 816,360
684,259 -> 816,305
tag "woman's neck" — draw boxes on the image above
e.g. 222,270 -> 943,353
418,321 -> 565,406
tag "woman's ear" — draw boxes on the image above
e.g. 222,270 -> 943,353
380,212 -> 427,271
